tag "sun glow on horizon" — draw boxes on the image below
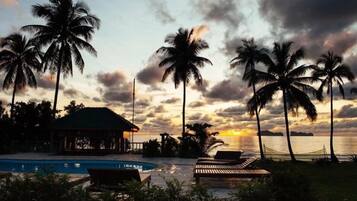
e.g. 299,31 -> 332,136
219,128 -> 255,137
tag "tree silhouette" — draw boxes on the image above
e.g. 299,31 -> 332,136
64,100 -> 84,116
312,51 -> 355,162
0,33 -> 41,118
249,42 -> 319,161
22,0 -> 100,117
231,38 -> 267,160
157,28 -> 212,135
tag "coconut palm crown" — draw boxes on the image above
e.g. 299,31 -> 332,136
22,0 -> 100,116
0,33 -> 41,118
157,28 -> 212,135
248,41 -> 319,161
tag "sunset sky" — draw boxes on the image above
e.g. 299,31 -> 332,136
0,0 -> 356,136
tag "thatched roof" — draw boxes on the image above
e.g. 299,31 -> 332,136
52,107 -> 139,131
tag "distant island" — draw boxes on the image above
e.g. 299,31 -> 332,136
260,130 -> 283,136
260,130 -> 314,136
291,131 -> 314,136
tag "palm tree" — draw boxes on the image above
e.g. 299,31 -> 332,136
22,0 -> 100,117
248,41 -> 318,161
157,28 -> 212,135
231,38 -> 267,160
312,51 -> 355,162
0,33 -> 41,118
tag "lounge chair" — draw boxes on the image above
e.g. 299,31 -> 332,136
197,150 -> 243,165
193,168 -> 270,184
195,157 -> 257,170
87,168 -> 151,192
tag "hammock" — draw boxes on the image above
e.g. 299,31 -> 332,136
263,144 -> 327,160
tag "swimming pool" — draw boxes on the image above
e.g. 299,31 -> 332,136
0,159 -> 157,174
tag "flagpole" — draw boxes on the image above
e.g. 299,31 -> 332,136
131,78 -> 135,149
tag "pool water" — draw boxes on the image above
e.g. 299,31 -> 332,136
0,159 -> 157,174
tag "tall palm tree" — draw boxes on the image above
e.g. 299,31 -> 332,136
312,51 -> 355,162
231,39 -> 267,160
157,28 -> 212,135
248,42 -> 318,161
0,33 -> 41,118
22,0 -> 100,117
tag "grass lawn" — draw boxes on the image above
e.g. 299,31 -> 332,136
257,160 -> 357,201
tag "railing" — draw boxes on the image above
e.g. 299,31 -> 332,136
129,142 -> 144,153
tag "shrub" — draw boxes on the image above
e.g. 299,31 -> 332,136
313,157 -> 331,166
350,155 -> 357,163
270,169 -> 318,201
0,174 -> 94,201
178,135 -> 200,158
231,169 -> 317,201
124,178 -> 218,201
231,180 -> 273,201
161,136 -> 179,157
143,139 -> 161,157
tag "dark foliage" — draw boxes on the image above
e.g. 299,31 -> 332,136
64,100 -> 85,116
161,135 -> 179,157
143,139 -> 161,157
0,174 -> 94,201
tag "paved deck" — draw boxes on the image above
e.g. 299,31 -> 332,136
0,153 -> 250,198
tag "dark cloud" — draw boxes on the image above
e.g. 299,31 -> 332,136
153,105 -> 166,113
193,0 -> 243,30
189,101 -> 205,108
137,53 -> 165,88
187,113 -> 212,123
37,75 -> 64,90
161,97 -> 180,104
92,97 -> 101,102
103,91 -> 131,103
216,105 -> 247,117
96,71 -> 133,104
63,88 -> 89,99
148,0 -> 175,24
259,0 -> 357,58
97,71 -> 127,88
203,78 -> 250,102
190,79 -> 209,93
337,104 -> 357,118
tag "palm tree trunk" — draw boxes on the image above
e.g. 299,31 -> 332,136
182,80 -> 186,136
252,83 -> 265,160
52,49 -> 63,118
283,89 -> 296,161
10,83 -> 17,119
329,82 -> 338,163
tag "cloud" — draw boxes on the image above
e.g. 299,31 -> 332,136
148,0 -> 175,24
0,0 -> 18,7
137,53 -> 165,88
97,71 -> 127,88
337,104 -> 357,118
216,105 -> 247,118
187,113 -> 212,123
259,0 -> 357,58
190,79 -> 209,92
204,77 -> 250,102
37,75 -> 64,90
97,71 -> 133,104
161,97 -> 180,104
189,101 -> 205,108
63,88 -> 88,99
193,0 -> 243,30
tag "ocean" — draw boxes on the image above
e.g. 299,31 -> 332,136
132,134 -> 357,156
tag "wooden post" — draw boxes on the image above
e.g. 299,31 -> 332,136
120,131 -> 124,153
